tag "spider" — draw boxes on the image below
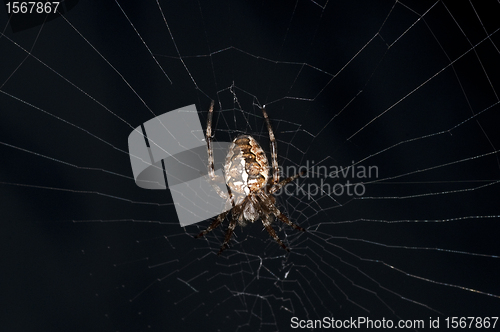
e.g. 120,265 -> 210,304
194,101 -> 306,255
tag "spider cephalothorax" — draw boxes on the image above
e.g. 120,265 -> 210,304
195,101 -> 306,255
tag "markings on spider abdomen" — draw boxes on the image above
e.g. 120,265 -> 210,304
224,135 -> 269,195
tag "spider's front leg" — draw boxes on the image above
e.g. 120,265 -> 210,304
206,100 -> 216,180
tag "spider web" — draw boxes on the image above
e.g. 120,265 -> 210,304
1,1 -> 500,331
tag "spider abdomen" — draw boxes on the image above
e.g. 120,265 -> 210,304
224,135 -> 269,195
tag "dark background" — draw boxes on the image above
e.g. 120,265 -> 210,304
1,1 -> 499,331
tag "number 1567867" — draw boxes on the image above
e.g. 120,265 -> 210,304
6,2 -> 60,14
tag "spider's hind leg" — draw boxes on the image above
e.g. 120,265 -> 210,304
268,171 -> 306,194
218,215 -> 238,255
262,215 -> 290,252
275,211 -> 306,232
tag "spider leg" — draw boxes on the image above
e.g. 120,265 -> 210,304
274,210 -> 306,232
194,210 -> 229,239
204,100 -> 228,200
256,191 -> 306,232
269,171 -> 305,194
262,215 -> 289,252
206,100 -> 216,179
260,106 -> 279,185
218,214 -> 238,255
202,172 -> 228,200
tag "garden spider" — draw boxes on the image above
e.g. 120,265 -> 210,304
194,101 -> 306,255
